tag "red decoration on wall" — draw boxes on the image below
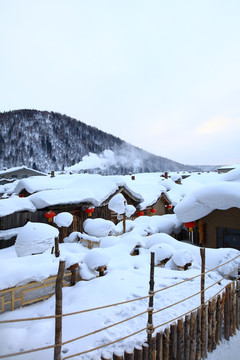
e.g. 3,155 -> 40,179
185,221 -> 196,232
150,208 -> 156,214
85,208 -> 94,216
166,204 -> 172,210
44,211 -> 56,222
137,211 -> 144,216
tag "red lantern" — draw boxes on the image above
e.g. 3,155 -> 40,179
85,207 -> 94,217
137,211 -> 144,216
150,208 -> 156,215
45,211 -> 56,222
185,221 -> 196,232
166,204 -> 172,210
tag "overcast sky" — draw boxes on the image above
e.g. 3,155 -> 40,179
1,0 -> 240,166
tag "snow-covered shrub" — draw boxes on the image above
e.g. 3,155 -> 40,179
108,193 -> 136,217
84,248 -> 111,270
217,250 -> 240,279
172,249 -> 194,270
83,218 -> 115,237
150,243 -> 176,266
115,220 -> 135,235
15,222 -> 59,257
54,212 -> 73,227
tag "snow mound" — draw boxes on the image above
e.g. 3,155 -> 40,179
150,243 -> 176,265
217,250 -> 240,278
84,248 -> 111,270
172,249 -> 194,267
115,220 -> 135,235
15,222 -> 59,257
54,212 -> 73,227
108,193 -> 136,216
83,218 -> 115,237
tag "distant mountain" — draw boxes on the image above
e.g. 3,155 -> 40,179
0,109 -> 199,174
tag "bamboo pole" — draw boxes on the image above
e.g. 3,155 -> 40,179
200,248 -> 205,306
54,260 -> 65,360
147,252 -> 155,360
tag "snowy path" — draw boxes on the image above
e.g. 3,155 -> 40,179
206,330 -> 240,359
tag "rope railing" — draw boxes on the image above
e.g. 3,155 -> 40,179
1,252 -> 239,325
0,252 -> 240,359
153,263 -> 240,315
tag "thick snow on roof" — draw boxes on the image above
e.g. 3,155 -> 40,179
174,182 -> 240,222
0,165 -> 46,176
0,195 -> 36,217
122,173 -> 169,209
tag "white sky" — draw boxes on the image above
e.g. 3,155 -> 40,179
0,0 -> 240,166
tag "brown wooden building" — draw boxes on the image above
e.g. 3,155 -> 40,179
196,207 -> 240,250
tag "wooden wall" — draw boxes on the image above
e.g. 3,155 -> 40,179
202,207 -> 240,248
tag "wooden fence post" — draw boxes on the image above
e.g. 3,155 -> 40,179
211,298 -> 216,351
232,281 -> 236,335
190,312 -> 196,360
163,328 -> 169,360
216,295 -> 221,344
170,323 -> 177,360
177,318 -> 184,360
54,260 -> 65,360
184,314 -> 190,360
55,237 -> 60,258
224,284 -> 231,340
147,252 -> 155,360
134,346 -> 142,360
124,349 -> 133,360
200,248 -> 205,306
208,301 -> 212,352
236,280 -> 240,330
196,308 -> 201,360
156,331 -> 163,360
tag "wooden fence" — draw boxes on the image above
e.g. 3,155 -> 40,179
0,272 -> 72,313
103,280 -> 240,360
1,252 -> 240,360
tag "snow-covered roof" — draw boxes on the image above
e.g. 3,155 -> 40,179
174,182 -> 240,222
0,165 -> 46,176
0,195 -> 36,217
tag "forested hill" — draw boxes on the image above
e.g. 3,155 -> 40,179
0,109 -> 197,174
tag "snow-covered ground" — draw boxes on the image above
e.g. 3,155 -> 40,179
1,169 -> 240,359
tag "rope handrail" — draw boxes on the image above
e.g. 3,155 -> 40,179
0,252 -> 239,324
153,252 -> 240,295
153,264 -> 240,315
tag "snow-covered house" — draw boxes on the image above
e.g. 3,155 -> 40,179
0,174 -> 143,247
174,182 -> 240,250
0,166 -> 46,184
